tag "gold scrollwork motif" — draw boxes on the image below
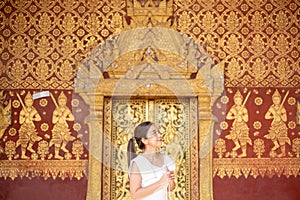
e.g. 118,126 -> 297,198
155,99 -> 190,200
9,10 -> 32,34
111,100 -> 146,200
33,10 -> 57,33
0,0 -> 299,89
214,158 -> 300,179
0,160 -> 87,180
108,98 -> 192,199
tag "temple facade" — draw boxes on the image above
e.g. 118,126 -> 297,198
0,0 -> 299,199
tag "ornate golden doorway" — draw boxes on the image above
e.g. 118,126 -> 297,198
102,97 -> 199,199
75,27 -> 224,200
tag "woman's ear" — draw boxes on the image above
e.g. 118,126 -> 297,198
141,138 -> 148,145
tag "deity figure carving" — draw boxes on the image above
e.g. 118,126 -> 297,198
0,91 -> 11,139
264,90 -> 290,157
16,92 -> 42,159
226,90 -> 252,157
49,92 -> 75,159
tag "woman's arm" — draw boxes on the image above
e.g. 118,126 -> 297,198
129,162 -> 169,199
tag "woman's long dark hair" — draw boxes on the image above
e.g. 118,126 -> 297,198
127,121 -> 153,167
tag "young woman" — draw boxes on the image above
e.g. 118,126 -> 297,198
127,121 -> 176,200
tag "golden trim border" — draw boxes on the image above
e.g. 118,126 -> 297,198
0,160 -> 88,180
213,158 -> 300,179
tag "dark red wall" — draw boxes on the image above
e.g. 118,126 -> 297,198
214,176 -> 300,200
0,177 -> 87,200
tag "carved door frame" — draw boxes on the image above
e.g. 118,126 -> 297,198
74,27 -> 224,200
101,97 -> 198,199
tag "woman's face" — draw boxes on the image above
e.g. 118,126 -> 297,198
145,124 -> 163,147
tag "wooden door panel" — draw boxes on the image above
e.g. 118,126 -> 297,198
102,98 -> 198,200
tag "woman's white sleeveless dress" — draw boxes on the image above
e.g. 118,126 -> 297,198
129,153 -> 175,200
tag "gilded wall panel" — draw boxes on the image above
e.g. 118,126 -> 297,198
0,0 -> 298,90
213,88 -> 300,178
0,0 -> 299,191
0,89 -> 89,180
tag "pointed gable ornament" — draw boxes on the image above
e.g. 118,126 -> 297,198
126,0 -> 175,28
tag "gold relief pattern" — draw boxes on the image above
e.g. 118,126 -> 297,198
247,33 -> 268,55
9,11 -> 32,33
111,100 -> 146,200
31,58 -> 55,82
270,8 -> 293,31
248,56 -> 270,81
37,140 -> 49,160
253,138 -> 265,158
102,98 -> 195,199
33,34 -> 56,57
8,34 -> 31,57
264,90 -> 290,158
214,88 -> 300,178
246,9 -> 268,31
0,0 -> 298,196
215,138 -> 226,158
5,140 -> 16,160
16,92 -> 42,159
49,92 -> 75,160
7,58 -> 30,82
222,10 -> 243,32
292,138 -> 300,158
198,10 -> 219,32
34,11 -> 57,33
214,158 -> 300,179
225,90 -> 252,158
225,57 -> 246,80
0,90 -> 87,180
155,99 -> 191,200
0,91 -> 11,139
72,140 -> 84,160
102,97 -> 113,200
102,99 -> 146,200
272,56 -> 294,81
0,160 -> 87,180
0,0 -> 298,89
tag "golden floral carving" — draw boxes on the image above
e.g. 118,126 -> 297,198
5,140 -> 16,160
253,138 -> 265,158
215,138 -> 226,158
37,140 -> 49,160
292,138 -> 300,158
0,0 -> 298,89
72,140 -> 83,160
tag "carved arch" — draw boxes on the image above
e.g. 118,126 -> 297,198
74,27 -> 224,200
